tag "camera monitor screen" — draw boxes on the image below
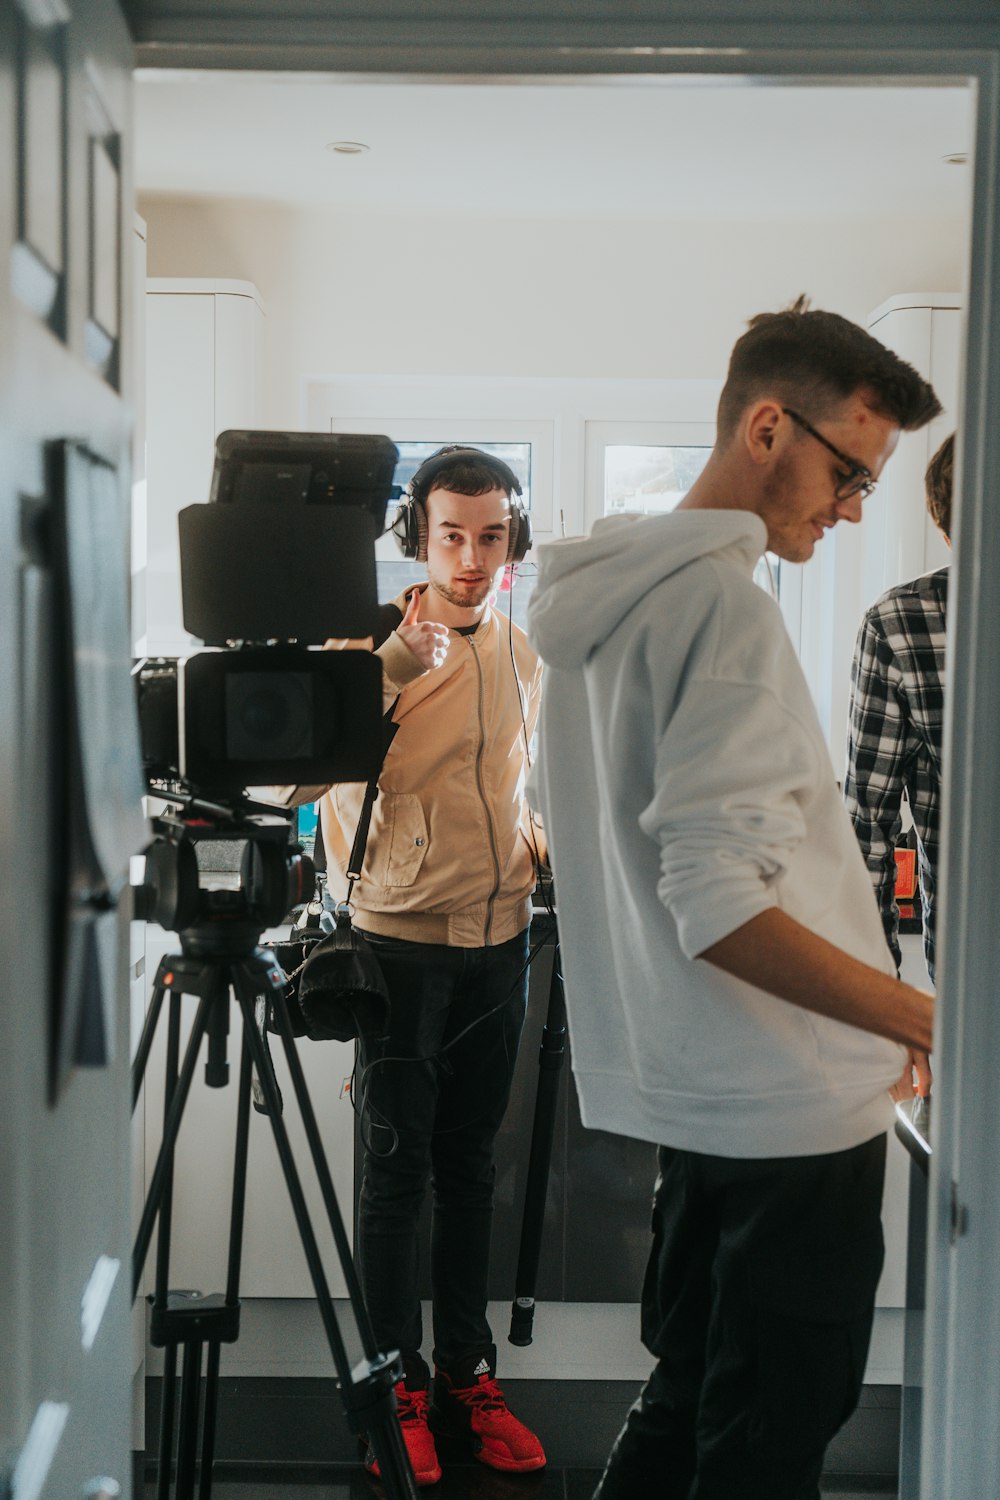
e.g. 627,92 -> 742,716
179,430 -> 399,646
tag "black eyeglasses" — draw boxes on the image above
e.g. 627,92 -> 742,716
781,408 -> 876,501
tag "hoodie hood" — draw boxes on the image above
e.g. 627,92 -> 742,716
527,509 -> 768,669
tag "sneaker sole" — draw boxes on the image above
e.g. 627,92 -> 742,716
473,1450 -> 547,1474
429,1418 -> 546,1475
363,1438 -> 442,1488
365,1457 -> 443,1487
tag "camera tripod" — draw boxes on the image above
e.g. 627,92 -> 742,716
131,818 -> 418,1500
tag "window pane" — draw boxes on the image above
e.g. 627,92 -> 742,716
604,444 -> 710,517
753,553 -> 782,601
392,440 -> 532,512
605,443 -> 781,603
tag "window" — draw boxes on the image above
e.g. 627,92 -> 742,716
603,442 -> 710,516
390,439 -> 533,518
589,429 -> 782,606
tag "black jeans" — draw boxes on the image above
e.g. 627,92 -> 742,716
354,928 -> 529,1372
595,1135 -> 887,1500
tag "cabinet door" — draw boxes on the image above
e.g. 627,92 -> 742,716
215,291 -> 264,433
864,307 -> 934,610
925,308 -> 961,573
143,287 -> 264,654
145,293 -> 215,654
865,301 -> 960,608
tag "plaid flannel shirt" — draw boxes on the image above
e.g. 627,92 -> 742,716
844,566 -> 948,982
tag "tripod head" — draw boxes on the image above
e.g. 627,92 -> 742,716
136,787 -> 315,962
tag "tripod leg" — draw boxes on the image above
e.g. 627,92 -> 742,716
198,1032 -> 256,1498
151,991 -> 185,1500
267,987 -> 378,1357
134,990 -> 216,1298
233,987 -> 355,1376
175,1339 -> 203,1500
199,1344 -> 221,1500
225,1029 -> 254,1303
510,936 -> 567,1347
233,986 -> 418,1500
133,971 -> 168,1113
153,991 -> 183,1311
139,978 -> 227,1499
157,1342 -> 178,1500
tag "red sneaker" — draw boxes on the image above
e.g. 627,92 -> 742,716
430,1351 -> 546,1474
364,1375 -> 442,1488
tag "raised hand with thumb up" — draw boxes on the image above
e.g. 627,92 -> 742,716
396,587 -> 450,672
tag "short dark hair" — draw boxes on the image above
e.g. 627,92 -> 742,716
428,458 -> 512,499
925,432 -> 954,538
716,295 -> 942,444
411,445 -> 520,505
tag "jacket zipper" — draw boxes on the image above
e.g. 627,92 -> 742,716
468,635 -> 502,945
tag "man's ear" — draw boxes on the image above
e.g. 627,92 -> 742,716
744,400 -> 784,465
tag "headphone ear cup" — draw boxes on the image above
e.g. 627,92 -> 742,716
506,504 -> 532,565
414,501 -> 429,563
393,497 -> 423,560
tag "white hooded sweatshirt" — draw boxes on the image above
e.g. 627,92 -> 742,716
527,508 -> 903,1159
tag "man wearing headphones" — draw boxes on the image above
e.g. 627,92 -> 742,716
320,446 -> 545,1485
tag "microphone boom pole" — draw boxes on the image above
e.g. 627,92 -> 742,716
509,925 -> 566,1347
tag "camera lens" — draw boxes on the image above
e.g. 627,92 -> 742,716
226,671 -> 315,760
240,687 -> 290,742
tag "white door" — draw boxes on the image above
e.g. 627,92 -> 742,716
0,2 -> 145,1495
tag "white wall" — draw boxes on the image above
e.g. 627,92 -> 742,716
139,196 -> 966,427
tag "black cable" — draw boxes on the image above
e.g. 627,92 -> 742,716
352,924 -> 556,1157
503,565 -> 556,924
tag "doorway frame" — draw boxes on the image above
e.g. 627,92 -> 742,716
133,18 -> 1000,1495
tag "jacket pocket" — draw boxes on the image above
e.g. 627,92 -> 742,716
374,791 -> 430,888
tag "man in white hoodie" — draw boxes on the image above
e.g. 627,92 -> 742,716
526,298 -> 940,1500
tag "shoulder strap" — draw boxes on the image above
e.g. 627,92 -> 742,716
312,813 -> 327,873
345,697 -> 401,899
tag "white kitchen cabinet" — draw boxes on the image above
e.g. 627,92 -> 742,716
864,293 -> 959,608
140,278 -> 265,656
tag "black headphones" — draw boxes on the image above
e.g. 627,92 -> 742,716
392,446 -> 533,564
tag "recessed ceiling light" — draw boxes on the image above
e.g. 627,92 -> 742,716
326,141 -> 370,155
941,151 -> 969,166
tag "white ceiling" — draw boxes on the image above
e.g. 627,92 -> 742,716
134,72 -> 974,224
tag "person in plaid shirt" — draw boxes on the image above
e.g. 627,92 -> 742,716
845,432 -> 954,983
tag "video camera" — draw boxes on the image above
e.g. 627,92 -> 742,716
136,429 -> 399,798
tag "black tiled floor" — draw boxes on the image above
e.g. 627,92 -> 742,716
562,1475 -> 606,1500
143,1374 -> 899,1497
144,1475 -> 895,1499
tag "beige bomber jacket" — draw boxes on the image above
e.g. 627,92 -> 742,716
277,584 -> 543,947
